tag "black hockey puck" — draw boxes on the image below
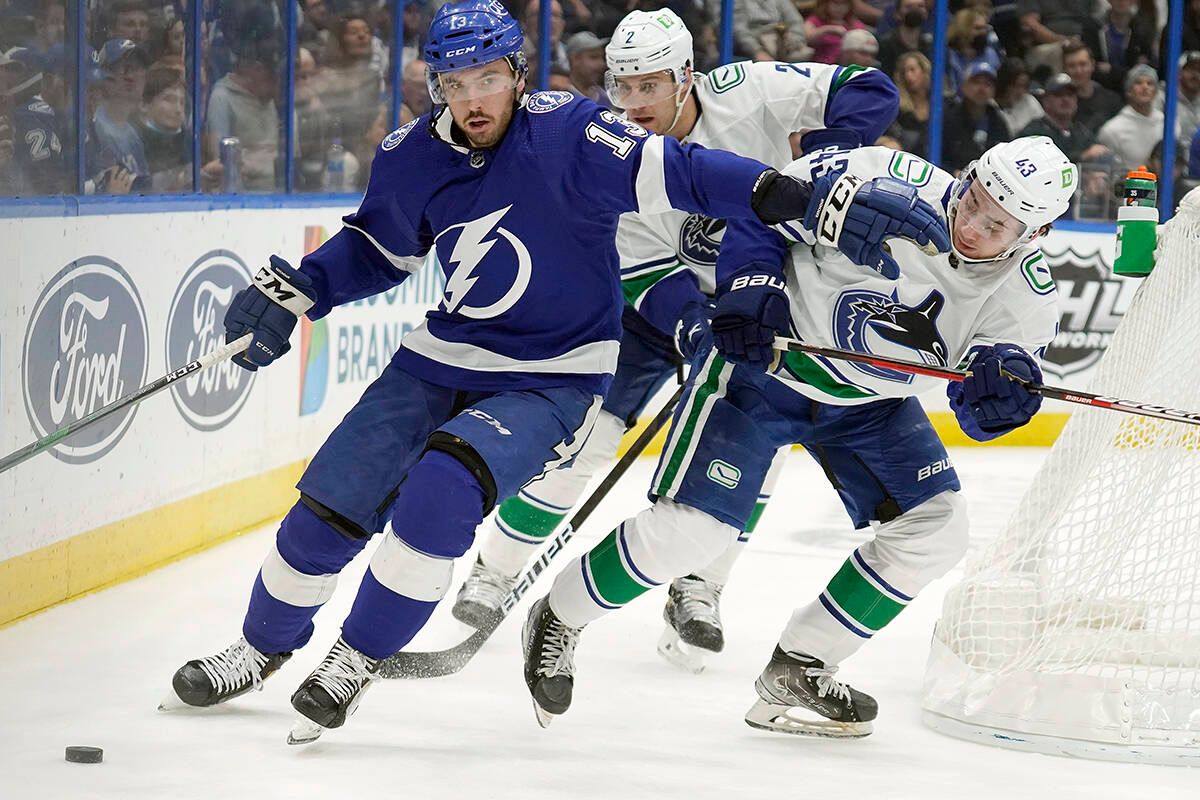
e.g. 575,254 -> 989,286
65,746 -> 103,764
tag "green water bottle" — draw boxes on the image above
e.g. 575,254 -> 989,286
1113,166 -> 1158,277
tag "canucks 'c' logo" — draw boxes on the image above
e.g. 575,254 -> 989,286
832,289 -> 949,382
678,214 -> 726,267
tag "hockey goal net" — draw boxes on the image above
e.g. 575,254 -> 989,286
922,189 -> 1200,765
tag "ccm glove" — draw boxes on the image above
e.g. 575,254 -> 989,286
224,255 -> 317,371
711,269 -> 790,369
674,301 -> 714,361
949,344 -> 1043,439
803,172 -> 951,280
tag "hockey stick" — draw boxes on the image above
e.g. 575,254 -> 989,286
378,384 -> 685,680
774,337 -> 1200,427
0,334 -> 254,474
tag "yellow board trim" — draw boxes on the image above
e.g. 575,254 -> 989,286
616,411 -> 1070,457
0,460 -> 306,629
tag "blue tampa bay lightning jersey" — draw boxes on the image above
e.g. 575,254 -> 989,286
298,90 -> 772,394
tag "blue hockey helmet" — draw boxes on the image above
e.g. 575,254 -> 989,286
423,0 -> 526,74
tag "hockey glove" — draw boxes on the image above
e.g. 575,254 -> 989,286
803,172 -> 951,280
224,255 -> 317,371
949,344 -> 1043,440
711,269 -> 790,369
674,301 -> 714,361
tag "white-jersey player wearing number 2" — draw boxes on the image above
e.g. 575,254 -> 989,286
452,7 -> 900,673
521,136 -> 1078,732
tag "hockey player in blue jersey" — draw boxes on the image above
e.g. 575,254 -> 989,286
452,8 -> 902,674
160,0 -> 948,744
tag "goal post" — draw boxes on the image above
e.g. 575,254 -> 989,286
921,190 -> 1200,766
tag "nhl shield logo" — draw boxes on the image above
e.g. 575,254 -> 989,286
1039,244 -> 1135,379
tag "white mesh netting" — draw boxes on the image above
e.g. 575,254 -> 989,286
922,190 -> 1200,764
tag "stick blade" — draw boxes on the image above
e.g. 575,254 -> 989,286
377,626 -> 492,679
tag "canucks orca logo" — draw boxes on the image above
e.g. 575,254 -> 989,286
833,289 -> 949,382
677,214 -> 726,267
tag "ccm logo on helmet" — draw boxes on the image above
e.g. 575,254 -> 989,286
446,45 -> 477,58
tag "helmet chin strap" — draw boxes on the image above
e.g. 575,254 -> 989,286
665,74 -> 695,137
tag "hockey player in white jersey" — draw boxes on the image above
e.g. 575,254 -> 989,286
452,8 -> 900,673
521,136 -> 1076,731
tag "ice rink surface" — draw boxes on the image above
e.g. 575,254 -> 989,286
2,448 -> 1195,800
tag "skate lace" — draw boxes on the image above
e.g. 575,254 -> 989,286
311,641 -> 377,705
538,617 -> 581,678
461,559 -> 518,607
807,665 -> 852,705
197,637 -> 268,695
675,577 -> 722,627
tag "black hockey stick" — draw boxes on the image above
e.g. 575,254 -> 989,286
775,337 -> 1200,427
0,334 -> 254,474
378,384 -> 685,680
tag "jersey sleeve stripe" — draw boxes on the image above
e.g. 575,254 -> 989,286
620,255 -> 679,276
634,135 -> 672,215
343,222 -> 424,274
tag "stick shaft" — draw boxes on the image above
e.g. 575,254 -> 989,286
774,337 -> 1200,428
0,334 -> 253,474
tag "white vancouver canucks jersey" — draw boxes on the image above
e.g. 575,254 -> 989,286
758,145 -> 1060,405
617,62 -> 896,330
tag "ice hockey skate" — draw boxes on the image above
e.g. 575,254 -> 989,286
522,596 -> 582,728
657,575 -> 724,674
159,636 -> 291,711
744,647 -> 878,738
287,637 -> 379,745
451,556 -> 519,629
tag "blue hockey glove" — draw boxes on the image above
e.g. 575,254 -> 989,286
224,255 -> 317,371
711,269 -> 790,369
674,301 -> 714,361
803,172 -> 951,280
949,344 -> 1043,439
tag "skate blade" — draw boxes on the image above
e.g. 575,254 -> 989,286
656,627 -> 708,674
532,699 -> 557,729
287,717 -> 326,745
157,689 -> 186,712
744,699 -> 873,739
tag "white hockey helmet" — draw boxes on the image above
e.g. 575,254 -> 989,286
604,9 -> 694,116
948,136 -> 1079,262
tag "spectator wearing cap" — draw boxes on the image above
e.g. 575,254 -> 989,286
1019,73 -> 1109,163
942,60 -> 1011,173
1063,42 -> 1123,135
205,40 -> 282,192
1098,64 -> 1172,174
946,8 -> 1001,94
0,46 -> 65,195
876,0 -> 932,77
1017,0 -> 1100,73
805,0 -> 863,65
996,58 -> 1042,136
564,31 -> 611,108
840,29 -> 878,68
89,38 -> 152,195
734,0 -> 808,62
1095,0 -> 1154,92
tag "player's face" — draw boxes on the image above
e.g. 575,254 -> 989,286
441,61 -> 522,148
608,70 -> 681,133
952,182 -> 1025,260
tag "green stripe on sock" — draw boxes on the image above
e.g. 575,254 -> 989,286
497,495 -> 566,539
655,354 -> 726,496
782,351 -> 876,400
825,557 -> 907,631
744,501 -> 767,534
586,529 -> 650,606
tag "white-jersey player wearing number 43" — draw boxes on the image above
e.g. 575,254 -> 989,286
522,136 -> 1077,734
453,7 -> 900,674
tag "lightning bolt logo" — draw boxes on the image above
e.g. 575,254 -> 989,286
436,205 -> 534,320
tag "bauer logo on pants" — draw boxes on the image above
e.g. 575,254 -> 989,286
22,257 -> 149,464
166,250 -> 255,430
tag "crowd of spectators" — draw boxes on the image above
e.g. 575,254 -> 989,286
1,0 -> 1198,216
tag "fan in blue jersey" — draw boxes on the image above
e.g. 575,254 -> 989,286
160,0 -> 949,745
0,46 -> 64,195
